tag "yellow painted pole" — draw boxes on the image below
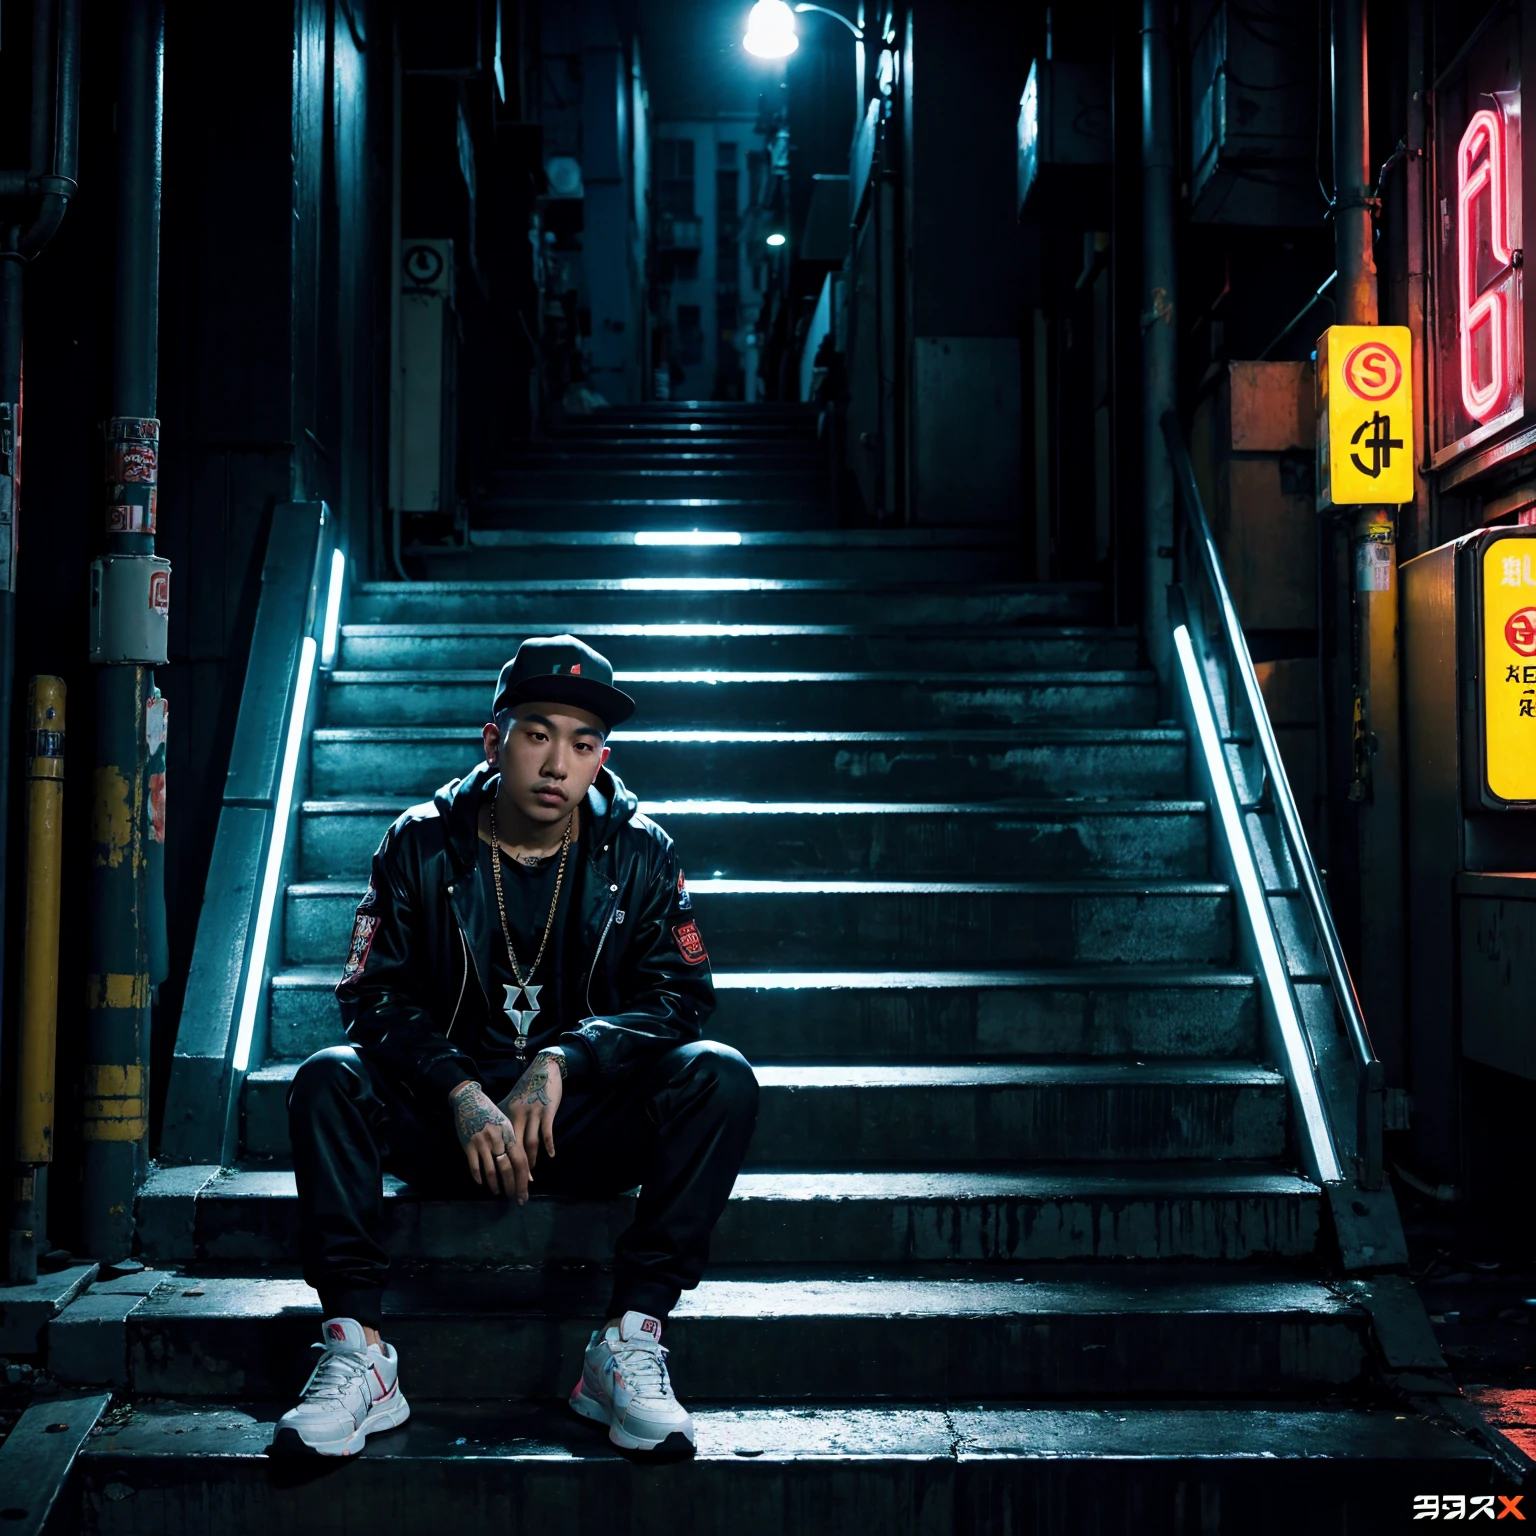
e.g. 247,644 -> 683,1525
9,677 -> 66,1284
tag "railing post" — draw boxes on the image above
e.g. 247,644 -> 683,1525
1359,1056 -> 1385,1190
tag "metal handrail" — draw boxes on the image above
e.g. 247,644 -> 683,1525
1161,412 -> 1384,1185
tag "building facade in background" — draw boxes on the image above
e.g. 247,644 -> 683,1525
652,119 -> 759,399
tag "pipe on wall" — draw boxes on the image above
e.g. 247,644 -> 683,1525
1331,0 -> 1407,1119
1140,0 -> 1177,685
20,0 -> 81,259
1330,0 -> 1376,329
0,0 -> 82,1155
82,0 -> 165,1265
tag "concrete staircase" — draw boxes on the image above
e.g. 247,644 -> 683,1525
81,403 -> 1493,1529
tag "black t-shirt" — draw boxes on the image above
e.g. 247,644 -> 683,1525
475,830 -> 584,1078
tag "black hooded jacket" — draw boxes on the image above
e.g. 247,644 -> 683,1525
335,758 -> 715,1097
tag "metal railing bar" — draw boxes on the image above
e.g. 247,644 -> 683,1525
1160,413 -> 1379,1083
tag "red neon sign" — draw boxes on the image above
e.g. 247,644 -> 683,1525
1458,106 -> 1520,421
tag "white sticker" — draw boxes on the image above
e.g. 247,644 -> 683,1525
1355,539 -> 1394,592
145,695 -> 168,756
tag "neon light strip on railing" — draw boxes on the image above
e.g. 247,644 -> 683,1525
321,548 -> 346,667
233,634 -> 317,1074
634,530 -> 742,546
1174,622 -> 1342,1184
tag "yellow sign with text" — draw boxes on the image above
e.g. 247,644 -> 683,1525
1317,325 -> 1414,506
1484,532 -> 1536,804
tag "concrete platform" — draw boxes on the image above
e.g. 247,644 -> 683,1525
266,963 -> 1260,1062
138,1163 -> 1324,1268
321,668 -> 1161,730
298,797 -> 1210,882
73,1399 -> 1494,1536
281,876 -> 1235,968
309,725 -> 1192,800
0,1263 -> 98,1354
336,621 -> 1142,672
349,579 -> 1108,628
54,1267 -> 1374,1401
240,1058 -> 1288,1163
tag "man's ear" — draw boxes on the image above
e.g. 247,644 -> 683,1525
482,720 -> 501,763
600,743 -> 611,767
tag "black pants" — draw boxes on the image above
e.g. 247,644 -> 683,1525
287,1040 -> 759,1328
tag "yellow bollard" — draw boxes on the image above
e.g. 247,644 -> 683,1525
9,677 -> 65,1283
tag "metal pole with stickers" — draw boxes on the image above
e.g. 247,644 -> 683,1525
1315,322 -> 1413,1087
82,0 -> 167,1264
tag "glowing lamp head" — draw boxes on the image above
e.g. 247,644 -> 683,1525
744,0 -> 799,58
765,231 -> 787,247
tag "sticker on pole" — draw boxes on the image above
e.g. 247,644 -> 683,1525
1316,325 -> 1414,507
1483,535 -> 1536,803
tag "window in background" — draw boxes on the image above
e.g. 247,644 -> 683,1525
658,138 -> 696,218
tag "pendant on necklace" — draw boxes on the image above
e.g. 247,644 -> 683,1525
502,982 -> 542,1060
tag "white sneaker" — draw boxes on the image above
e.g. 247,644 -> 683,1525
271,1317 -> 411,1456
568,1310 -> 695,1455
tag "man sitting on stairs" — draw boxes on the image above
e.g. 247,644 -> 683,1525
275,634 -> 760,1459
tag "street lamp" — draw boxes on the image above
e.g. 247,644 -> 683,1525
743,0 -> 863,58
743,0 -> 798,57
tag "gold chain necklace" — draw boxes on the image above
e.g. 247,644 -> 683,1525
488,795 -> 572,990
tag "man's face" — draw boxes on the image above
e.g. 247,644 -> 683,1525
483,701 -> 610,824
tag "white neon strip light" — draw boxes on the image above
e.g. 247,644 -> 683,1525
633,530 -> 742,546
1173,623 -> 1342,1183
233,635 -> 317,1073
618,578 -> 768,590
321,548 -> 346,667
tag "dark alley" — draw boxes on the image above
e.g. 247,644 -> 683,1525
0,1 -> 1533,1531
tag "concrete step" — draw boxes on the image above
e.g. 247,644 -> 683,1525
481,468 -> 826,498
546,417 -> 817,432
281,877 -> 1232,969
456,530 -> 1024,582
493,449 -> 820,470
321,669 -> 1160,730
336,623 -> 1141,673
472,499 -> 831,529
72,1398 -> 1494,1534
140,1163 -> 1323,1268
552,407 -> 817,424
241,1059 -> 1286,1163
527,435 -> 817,456
58,1266 -> 1369,1401
309,727 -> 1188,800
349,579 -> 1106,627
298,798 -> 1209,882
564,401 -> 816,415
267,965 -> 1259,1062
546,420 -> 815,439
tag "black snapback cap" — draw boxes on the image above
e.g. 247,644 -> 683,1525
491,634 -> 635,729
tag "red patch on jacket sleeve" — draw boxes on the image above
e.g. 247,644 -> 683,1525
673,920 -> 708,966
